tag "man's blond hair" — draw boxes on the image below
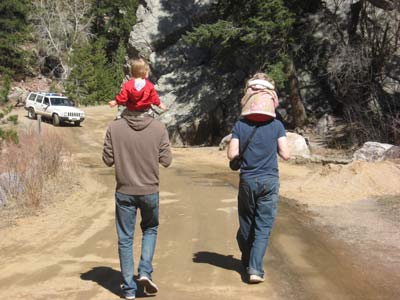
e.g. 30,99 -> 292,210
128,58 -> 149,78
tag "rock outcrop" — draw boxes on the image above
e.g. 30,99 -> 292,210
128,0 -> 244,146
127,0 -> 400,147
353,142 -> 400,162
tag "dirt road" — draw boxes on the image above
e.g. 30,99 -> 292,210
1,106 -> 399,299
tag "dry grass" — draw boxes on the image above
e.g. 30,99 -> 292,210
0,127 -> 77,226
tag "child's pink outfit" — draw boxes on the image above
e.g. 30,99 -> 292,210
240,79 -> 279,122
115,78 -> 160,111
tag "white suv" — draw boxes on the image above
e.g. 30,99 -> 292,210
25,92 -> 85,126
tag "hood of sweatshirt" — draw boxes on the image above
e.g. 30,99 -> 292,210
123,111 -> 154,131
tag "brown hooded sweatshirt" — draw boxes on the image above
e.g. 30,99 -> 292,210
102,112 -> 172,195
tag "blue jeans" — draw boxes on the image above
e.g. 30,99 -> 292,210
115,191 -> 159,298
236,175 -> 279,277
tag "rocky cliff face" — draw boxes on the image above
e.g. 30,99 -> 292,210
127,0 -> 400,146
128,0 -> 245,146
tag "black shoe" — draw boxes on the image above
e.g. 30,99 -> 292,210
137,276 -> 158,294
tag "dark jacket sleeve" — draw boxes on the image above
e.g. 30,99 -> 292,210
159,128 -> 172,167
102,126 -> 114,167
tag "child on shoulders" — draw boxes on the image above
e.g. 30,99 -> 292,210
240,72 -> 279,122
109,58 -> 167,116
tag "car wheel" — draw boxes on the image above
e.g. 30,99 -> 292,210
52,114 -> 60,126
28,108 -> 37,120
74,121 -> 81,127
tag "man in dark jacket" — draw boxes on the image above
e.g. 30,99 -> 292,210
103,110 -> 172,300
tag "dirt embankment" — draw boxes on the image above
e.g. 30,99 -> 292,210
181,146 -> 400,205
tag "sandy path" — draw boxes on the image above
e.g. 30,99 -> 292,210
0,106 -> 399,299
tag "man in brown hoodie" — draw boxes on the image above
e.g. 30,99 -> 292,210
103,110 -> 172,300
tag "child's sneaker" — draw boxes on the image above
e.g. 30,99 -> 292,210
249,274 -> 265,283
125,296 -> 135,300
137,276 -> 158,294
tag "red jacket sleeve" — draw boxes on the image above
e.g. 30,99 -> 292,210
115,81 -> 130,105
148,82 -> 160,106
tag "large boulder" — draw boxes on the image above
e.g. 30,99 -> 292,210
8,87 -> 28,106
286,132 -> 311,158
353,142 -> 400,162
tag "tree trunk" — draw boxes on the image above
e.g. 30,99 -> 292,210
287,60 -> 307,128
366,0 -> 395,10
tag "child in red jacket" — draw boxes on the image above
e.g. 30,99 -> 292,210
109,58 -> 167,113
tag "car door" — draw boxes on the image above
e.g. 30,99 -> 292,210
41,97 -> 52,118
34,95 -> 44,115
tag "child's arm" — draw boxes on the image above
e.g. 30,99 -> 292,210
158,102 -> 168,111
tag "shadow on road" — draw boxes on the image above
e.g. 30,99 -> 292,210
80,266 -> 154,298
192,251 -> 247,283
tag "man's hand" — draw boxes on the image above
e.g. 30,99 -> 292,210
109,100 -> 117,107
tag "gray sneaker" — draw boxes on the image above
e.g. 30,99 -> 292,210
249,274 -> 265,283
137,276 -> 158,294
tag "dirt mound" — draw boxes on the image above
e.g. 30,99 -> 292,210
281,161 -> 400,205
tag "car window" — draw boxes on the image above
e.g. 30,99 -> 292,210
36,95 -> 44,103
43,97 -> 50,106
29,94 -> 37,101
50,97 -> 74,106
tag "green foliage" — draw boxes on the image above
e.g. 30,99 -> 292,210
0,75 -> 11,104
2,105 -> 13,115
0,104 -> 18,145
66,38 -> 125,106
112,42 -> 128,92
266,58 -> 289,90
0,128 -> 19,144
7,115 -> 18,125
184,0 -> 294,73
0,0 -> 31,75
184,20 -> 241,48
92,0 -> 138,58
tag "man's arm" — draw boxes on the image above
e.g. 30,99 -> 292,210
159,129 -> 172,167
102,127 -> 114,167
227,138 -> 239,160
277,136 -> 290,161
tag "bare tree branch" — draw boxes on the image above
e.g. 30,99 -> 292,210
30,0 -> 93,79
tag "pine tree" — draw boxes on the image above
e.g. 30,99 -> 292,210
184,0 -> 294,86
66,43 -> 96,105
92,0 -> 138,58
112,42 -> 128,91
66,38 -> 122,106
0,0 -> 31,75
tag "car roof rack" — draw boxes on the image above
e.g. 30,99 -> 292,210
36,92 -> 65,97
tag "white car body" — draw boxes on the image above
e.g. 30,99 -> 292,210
25,92 -> 85,126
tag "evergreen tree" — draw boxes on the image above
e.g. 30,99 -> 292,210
66,43 -> 96,105
0,76 -> 11,104
184,0 -> 294,87
112,42 -> 128,90
92,0 -> 138,58
66,38 -> 120,106
0,0 -> 31,76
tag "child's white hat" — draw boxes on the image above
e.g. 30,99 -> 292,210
247,79 -> 275,90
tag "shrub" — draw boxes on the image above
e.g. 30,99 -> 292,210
0,127 -> 68,210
